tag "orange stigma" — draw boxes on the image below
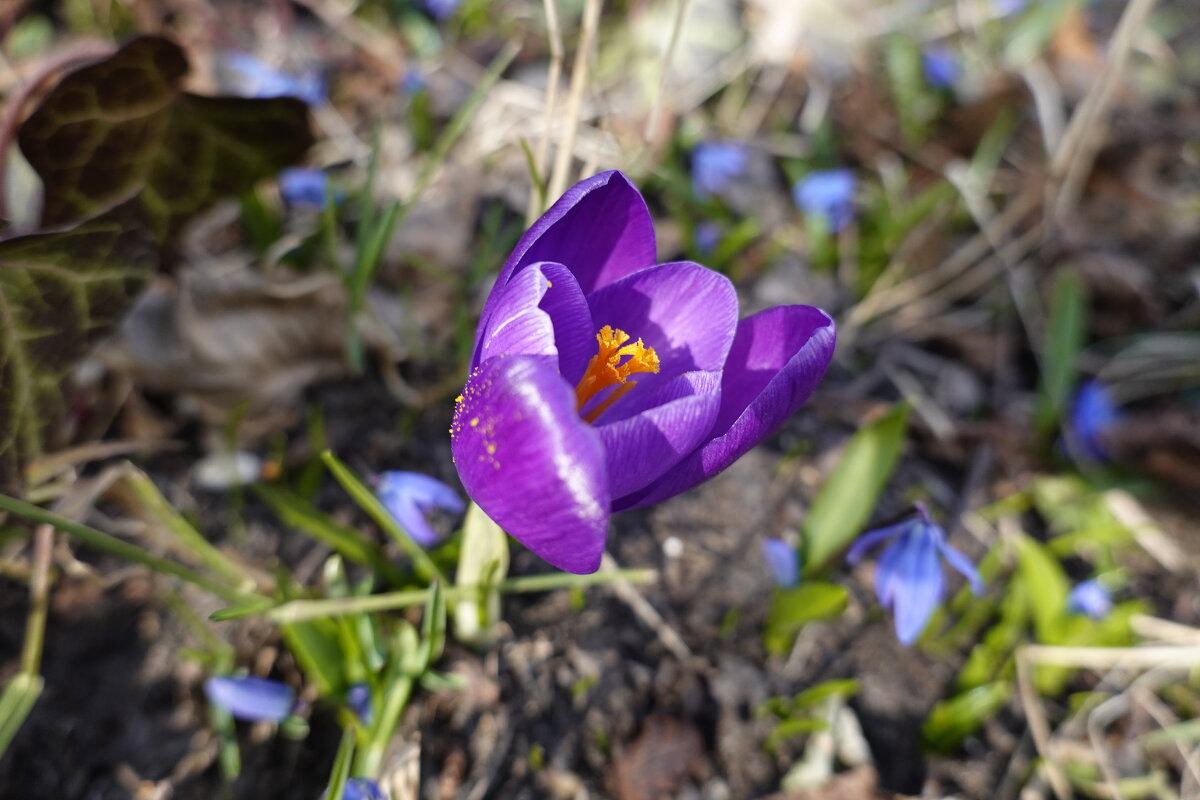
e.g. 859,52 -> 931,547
575,325 -> 660,423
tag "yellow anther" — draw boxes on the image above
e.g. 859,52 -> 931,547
575,325 -> 659,423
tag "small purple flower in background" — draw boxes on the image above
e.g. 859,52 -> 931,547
452,171 -> 835,574
279,168 -> 334,209
423,0 -> 461,20
324,777 -> 388,800
346,683 -> 372,724
994,0 -> 1026,16
376,471 -> 465,547
204,676 -> 295,722
847,504 -> 983,645
1067,579 -> 1112,620
1066,380 -> 1119,463
691,142 -> 748,198
922,45 -> 960,90
345,779 -> 388,800
219,52 -> 325,105
793,169 -> 857,233
694,222 -> 722,255
762,538 -> 799,588
401,68 -> 427,96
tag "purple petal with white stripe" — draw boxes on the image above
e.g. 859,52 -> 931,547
451,355 -> 609,574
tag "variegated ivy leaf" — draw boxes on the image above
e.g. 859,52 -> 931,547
18,35 -> 314,241
0,203 -> 155,491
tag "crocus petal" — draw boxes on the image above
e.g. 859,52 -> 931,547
936,539 -> 985,596
452,355 -> 609,574
204,676 -> 294,722
475,172 -> 655,361
876,530 -> 944,645
474,262 -> 595,379
845,519 -> 915,564
532,263 -> 594,384
476,265 -> 558,361
619,305 -> 835,509
598,371 -> 722,499
376,471 -> 464,547
586,261 -> 738,376
762,538 -> 799,587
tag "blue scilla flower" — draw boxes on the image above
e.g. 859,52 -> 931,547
324,777 -> 388,800
401,68 -> 427,96
220,52 -> 325,105
762,538 -> 799,588
847,504 -> 983,645
694,222 -> 722,255
348,779 -> 388,800
423,0 -> 461,20
922,45 -> 960,90
691,142 -> 748,198
376,471 -> 465,547
279,168 -> 335,209
792,169 -> 856,233
994,0 -> 1026,15
204,675 -> 295,722
346,683 -> 372,725
1066,380 -> 1119,463
1067,579 -> 1112,620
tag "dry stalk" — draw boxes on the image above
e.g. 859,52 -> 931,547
644,0 -> 694,142
526,0 -> 564,225
1050,0 -> 1159,218
547,0 -> 604,203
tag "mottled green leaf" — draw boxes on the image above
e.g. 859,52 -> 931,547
18,36 -> 313,241
0,203 -> 155,490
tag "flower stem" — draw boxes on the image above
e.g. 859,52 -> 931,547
251,568 -> 657,624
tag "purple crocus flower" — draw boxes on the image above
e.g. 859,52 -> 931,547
204,675 -> 295,722
451,171 -> 836,574
922,45 -> 960,90
376,471 -> 465,547
219,52 -> 325,105
847,504 -> 983,645
1067,579 -> 1112,620
762,538 -> 799,588
792,170 -> 856,233
692,142 -> 748,198
1066,380 -> 1119,463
